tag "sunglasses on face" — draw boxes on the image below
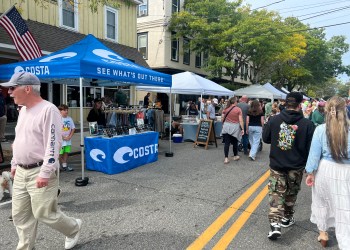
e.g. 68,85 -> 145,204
9,86 -> 18,91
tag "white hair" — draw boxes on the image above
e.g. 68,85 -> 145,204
31,85 -> 41,95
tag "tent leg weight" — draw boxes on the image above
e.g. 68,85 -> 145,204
75,177 -> 89,186
165,151 -> 174,157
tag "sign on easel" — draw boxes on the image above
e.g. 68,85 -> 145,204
194,120 -> 217,149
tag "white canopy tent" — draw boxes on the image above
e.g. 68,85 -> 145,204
263,83 -> 287,99
136,71 -> 234,96
281,87 -> 310,100
136,71 -> 234,118
234,84 -> 283,100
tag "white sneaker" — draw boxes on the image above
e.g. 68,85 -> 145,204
65,219 -> 82,249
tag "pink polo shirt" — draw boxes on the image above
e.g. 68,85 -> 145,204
11,100 -> 63,178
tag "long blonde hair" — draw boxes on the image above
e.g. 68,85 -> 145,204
325,96 -> 349,162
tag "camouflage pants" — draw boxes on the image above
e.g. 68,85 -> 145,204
268,168 -> 304,223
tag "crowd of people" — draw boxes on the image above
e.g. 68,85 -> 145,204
1,71 -> 350,249
219,92 -> 350,249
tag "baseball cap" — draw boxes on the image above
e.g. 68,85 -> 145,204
286,92 -> 303,104
94,97 -> 102,103
1,72 -> 40,87
212,98 -> 218,104
318,101 -> 326,107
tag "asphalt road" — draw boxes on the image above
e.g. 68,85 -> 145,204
0,139 -> 339,250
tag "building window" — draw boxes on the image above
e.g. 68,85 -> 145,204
59,0 -> 78,31
240,64 -> 244,79
171,32 -> 179,61
183,38 -> 190,65
138,0 -> 148,17
138,33 -> 148,59
105,6 -> 118,41
195,53 -> 202,68
172,0 -> 180,13
244,64 -> 248,81
203,51 -> 209,67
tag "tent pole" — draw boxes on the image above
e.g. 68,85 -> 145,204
200,93 -> 203,119
75,77 -> 89,186
165,87 -> 173,157
80,77 -> 85,179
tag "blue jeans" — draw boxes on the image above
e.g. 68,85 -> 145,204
248,126 -> 262,158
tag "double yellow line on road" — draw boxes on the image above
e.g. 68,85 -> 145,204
187,170 -> 270,250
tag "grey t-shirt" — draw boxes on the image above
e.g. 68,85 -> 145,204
237,102 -> 249,124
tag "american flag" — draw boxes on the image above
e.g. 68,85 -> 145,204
0,6 -> 42,61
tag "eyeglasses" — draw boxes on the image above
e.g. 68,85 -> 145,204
9,86 -> 18,91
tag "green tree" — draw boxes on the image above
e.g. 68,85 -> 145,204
232,9 -> 307,84
169,1 -> 307,85
271,18 -> 349,91
337,81 -> 350,97
168,0 -> 243,82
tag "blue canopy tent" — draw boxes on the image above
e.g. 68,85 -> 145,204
0,34 -> 172,184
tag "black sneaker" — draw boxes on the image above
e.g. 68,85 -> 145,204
8,215 -> 13,221
281,216 -> 295,228
268,222 -> 281,240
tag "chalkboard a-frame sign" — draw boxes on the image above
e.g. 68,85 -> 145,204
194,120 -> 218,149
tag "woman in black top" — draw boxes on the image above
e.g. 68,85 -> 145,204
188,102 -> 199,116
246,99 -> 265,161
87,98 -> 106,126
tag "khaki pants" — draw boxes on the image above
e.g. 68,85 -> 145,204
12,166 -> 79,250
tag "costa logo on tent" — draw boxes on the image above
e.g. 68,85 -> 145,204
92,49 -> 124,62
39,52 -> 77,62
89,144 -> 158,164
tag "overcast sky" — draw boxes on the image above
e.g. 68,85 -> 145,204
243,0 -> 350,82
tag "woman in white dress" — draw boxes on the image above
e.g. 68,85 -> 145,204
305,96 -> 350,249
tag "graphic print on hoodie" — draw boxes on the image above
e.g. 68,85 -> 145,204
278,123 -> 298,150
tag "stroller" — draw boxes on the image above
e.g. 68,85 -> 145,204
238,138 -> 263,152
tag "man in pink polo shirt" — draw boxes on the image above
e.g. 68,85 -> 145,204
2,72 -> 82,250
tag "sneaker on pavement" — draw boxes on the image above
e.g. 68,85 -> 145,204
281,216 -> 295,228
233,156 -> 240,161
249,156 -> 255,161
65,219 -> 82,250
267,222 -> 281,240
66,166 -> 74,171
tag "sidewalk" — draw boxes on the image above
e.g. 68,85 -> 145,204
0,121 -> 87,169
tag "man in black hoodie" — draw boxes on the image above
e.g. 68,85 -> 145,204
263,92 -> 315,240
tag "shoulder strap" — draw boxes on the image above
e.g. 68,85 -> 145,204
223,106 -> 236,123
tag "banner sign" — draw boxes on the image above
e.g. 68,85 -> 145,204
85,132 -> 159,175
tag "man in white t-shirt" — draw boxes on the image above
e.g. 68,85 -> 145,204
1,72 -> 82,250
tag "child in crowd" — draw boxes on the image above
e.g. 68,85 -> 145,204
58,104 -> 75,171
